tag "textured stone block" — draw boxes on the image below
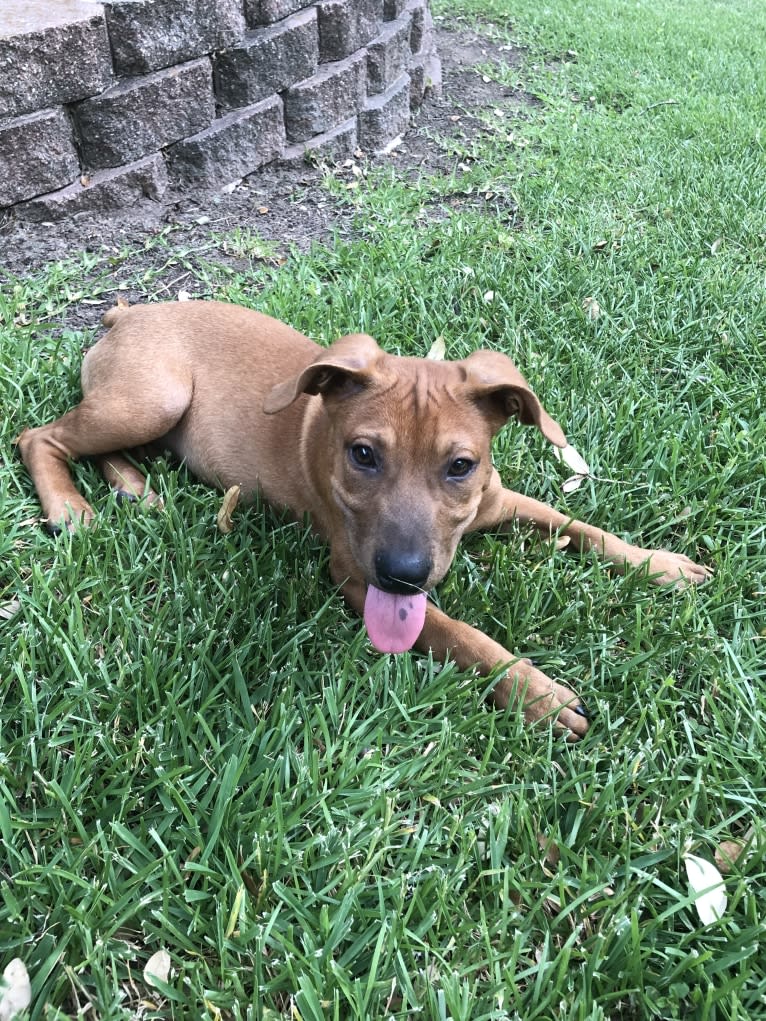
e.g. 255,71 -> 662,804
358,73 -> 410,152
0,0 -> 112,119
406,0 -> 427,53
215,9 -> 318,112
0,108 -> 79,207
73,59 -> 214,170
284,52 -> 366,143
366,15 -> 411,95
282,116 -> 357,163
17,154 -> 168,221
167,95 -> 285,188
383,0 -> 408,18
408,48 -> 441,107
246,0 -> 312,27
317,0 -> 384,62
104,0 -> 246,74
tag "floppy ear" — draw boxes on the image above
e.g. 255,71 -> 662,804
263,334 -> 382,414
463,349 -> 567,447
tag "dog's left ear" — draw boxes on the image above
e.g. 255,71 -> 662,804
463,350 -> 567,447
263,334 -> 382,413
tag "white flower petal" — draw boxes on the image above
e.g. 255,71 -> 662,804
684,853 -> 727,926
144,949 -> 171,988
562,474 -> 587,493
0,959 -> 32,1021
552,443 -> 591,476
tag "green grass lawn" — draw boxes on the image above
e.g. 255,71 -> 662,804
2,0 -> 766,1017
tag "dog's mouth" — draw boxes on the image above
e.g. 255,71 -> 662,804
363,585 -> 428,654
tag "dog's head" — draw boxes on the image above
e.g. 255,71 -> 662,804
264,335 -> 566,651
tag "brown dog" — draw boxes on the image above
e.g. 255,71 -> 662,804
18,301 -> 710,738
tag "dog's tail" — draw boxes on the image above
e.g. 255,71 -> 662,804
102,301 -> 130,328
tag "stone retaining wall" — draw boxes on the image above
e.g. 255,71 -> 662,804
0,0 -> 440,221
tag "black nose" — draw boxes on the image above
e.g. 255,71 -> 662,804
374,550 -> 432,594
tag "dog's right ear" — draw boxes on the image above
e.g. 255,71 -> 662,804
263,334 -> 381,413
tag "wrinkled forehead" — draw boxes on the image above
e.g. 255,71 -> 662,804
337,356 -> 489,446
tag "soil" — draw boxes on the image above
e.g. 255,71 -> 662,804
0,21 -> 534,315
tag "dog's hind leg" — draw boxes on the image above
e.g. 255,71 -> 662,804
93,453 -> 163,508
18,381 -> 190,532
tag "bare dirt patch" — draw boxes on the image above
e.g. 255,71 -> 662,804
1,22 -> 533,292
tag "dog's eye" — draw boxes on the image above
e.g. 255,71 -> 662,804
349,444 -> 377,469
447,457 -> 476,479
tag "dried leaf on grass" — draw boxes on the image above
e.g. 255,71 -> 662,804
582,296 -> 601,320
217,485 -> 241,534
715,840 -> 746,874
715,828 -> 754,874
426,336 -> 446,360
536,832 -> 561,869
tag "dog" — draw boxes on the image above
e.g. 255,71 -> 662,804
17,301 -> 711,738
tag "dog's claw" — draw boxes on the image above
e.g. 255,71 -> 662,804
115,489 -> 138,505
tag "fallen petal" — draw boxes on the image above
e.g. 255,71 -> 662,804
553,443 -> 591,475
562,474 -> 587,493
0,958 -> 31,1021
144,949 -> 171,988
684,853 -> 727,926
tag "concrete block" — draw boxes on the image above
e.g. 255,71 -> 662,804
317,0 -> 384,62
283,51 -> 366,143
358,72 -> 410,152
73,59 -> 214,170
407,0 -> 440,102
215,9 -> 318,111
246,0 -> 313,27
0,108 -> 80,207
104,0 -> 246,74
383,0 -> 408,18
17,154 -> 168,221
0,0 -> 112,119
167,94 -> 285,188
408,48 -> 441,107
366,15 -> 412,96
281,116 -> 357,163
406,0 -> 426,53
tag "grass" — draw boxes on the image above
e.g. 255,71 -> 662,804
2,0 -> 766,1017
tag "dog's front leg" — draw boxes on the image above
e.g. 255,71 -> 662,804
416,604 -> 589,738
334,565 -> 589,740
474,474 -> 711,587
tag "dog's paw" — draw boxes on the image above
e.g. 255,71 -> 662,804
526,681 -> 591,742
45,498 -> 95,534
494,661 -> 590,741
115,487 -> 164,510
641,549 -> 713,588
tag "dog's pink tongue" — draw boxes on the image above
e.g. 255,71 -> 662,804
364,585 -> 427,653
